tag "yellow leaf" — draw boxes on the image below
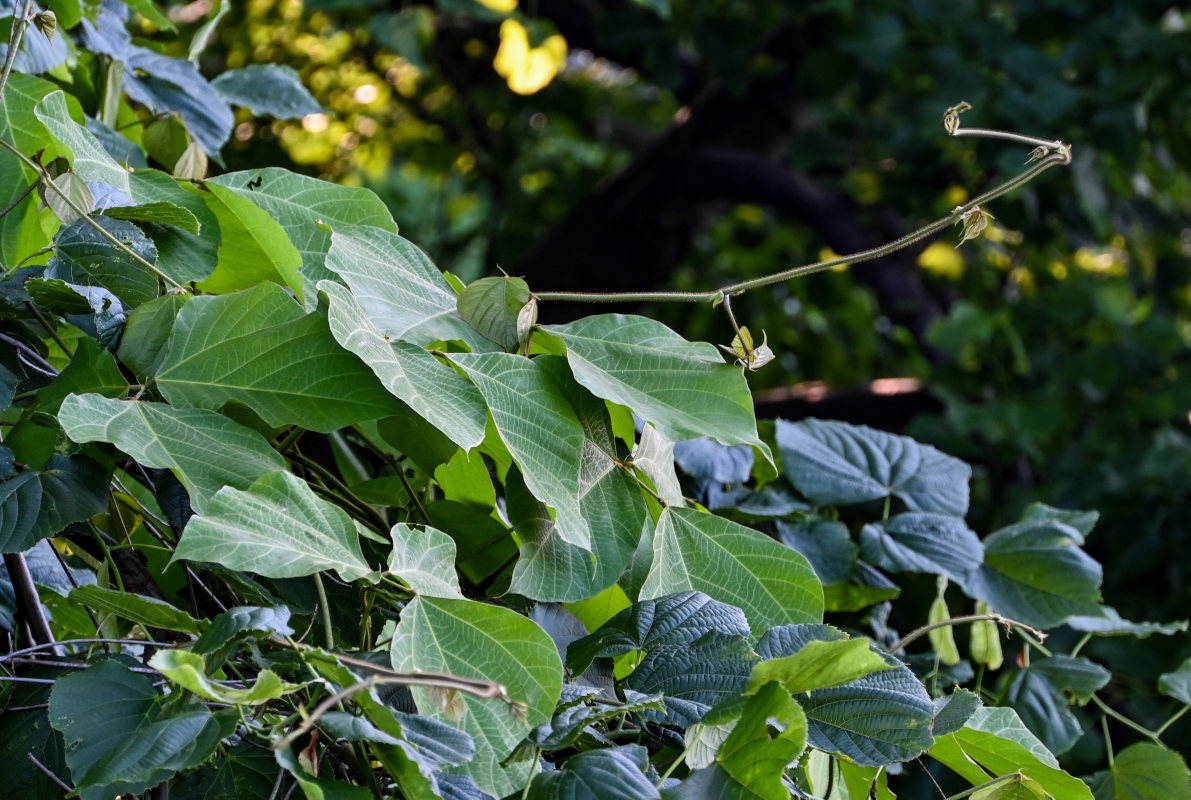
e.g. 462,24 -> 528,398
494,19 -> 567,95
477,0 -> 518,11
918,241 -> 964,280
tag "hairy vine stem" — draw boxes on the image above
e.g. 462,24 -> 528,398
0,0 -> 35,101
890,612 -> 1045,654
532,104 -> 1071,310
0,137 -> 186,290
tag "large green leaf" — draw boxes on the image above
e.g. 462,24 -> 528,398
321,280 -> 487,450
0,673 -> 67,800
1088,742 -> 1191,800
527,745 -> 660,800
115,293 -> 190,380
968,518 -> 1103,628
757,624 -> 934,767
1005,667 -> 1084,756
1068,607 -> 1188,638
508,361 -> 646,601
35,90 -> 131,194
450,353 -> 590,549
69,585 -> 202,634
776,419 -> 971,514
387,523 -> 464,598
48,659 -> 227,800
1,73 -> 56,155
930,707 -> 1093,800
210,168 -> 395,288
104,202 -> 200,234
507,469 -> 599,602
170,742 -> 280,800
25,453 -> 110,544
714,681 -> 808,800
156,282 -> 402,431
542,315 -> 771,461
641,507 -> 823,632
325,225 -> 496,351
59,393 -> 286,514
566,591 -> 751,675
174,470 -> 379,582
0,453 -> 110,553
859,512 -> 983,584
47,215 -> 159,307
194,181 -> 304,300
391,595 -> 563,798
625,631 -> 759,727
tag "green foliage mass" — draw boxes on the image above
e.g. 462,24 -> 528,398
2,2 -> 1191,800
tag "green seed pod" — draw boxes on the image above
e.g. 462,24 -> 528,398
928,578 -> 960,666
970,601 -> 1004,670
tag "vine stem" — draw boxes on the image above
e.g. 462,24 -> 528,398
1091,694 -> 1161,743
532,116 -> 1070,306
273,670 -> 515,752
1154,705 -> 1189,738
0,637 -> 176,663
890,613 -> 1045,654
0,0 -> 35,102
0,136 -> 186,291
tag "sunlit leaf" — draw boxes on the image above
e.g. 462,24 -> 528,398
391,595 -> 563,797
150,649 -> 291,704
321,279 -> 487,450
156,282 -> 403,432
326,225 -> 497,351
195,181 -> 304,299
59,393 -> 286,514
174,470 -> 379,582
930,707 -> 1093,800
209,168 -> 395,290
69,585 -> 201,634
641,507 -> 823,632
388,523 -> 464,599
544,314 -> 772,463
450,353 -> 590,549
757,624 -> 934,767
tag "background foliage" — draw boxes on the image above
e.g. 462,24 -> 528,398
3,0 -> 1191,798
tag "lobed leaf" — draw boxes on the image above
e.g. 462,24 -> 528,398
776,418 -> 971,514
641,507 -> 823,633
